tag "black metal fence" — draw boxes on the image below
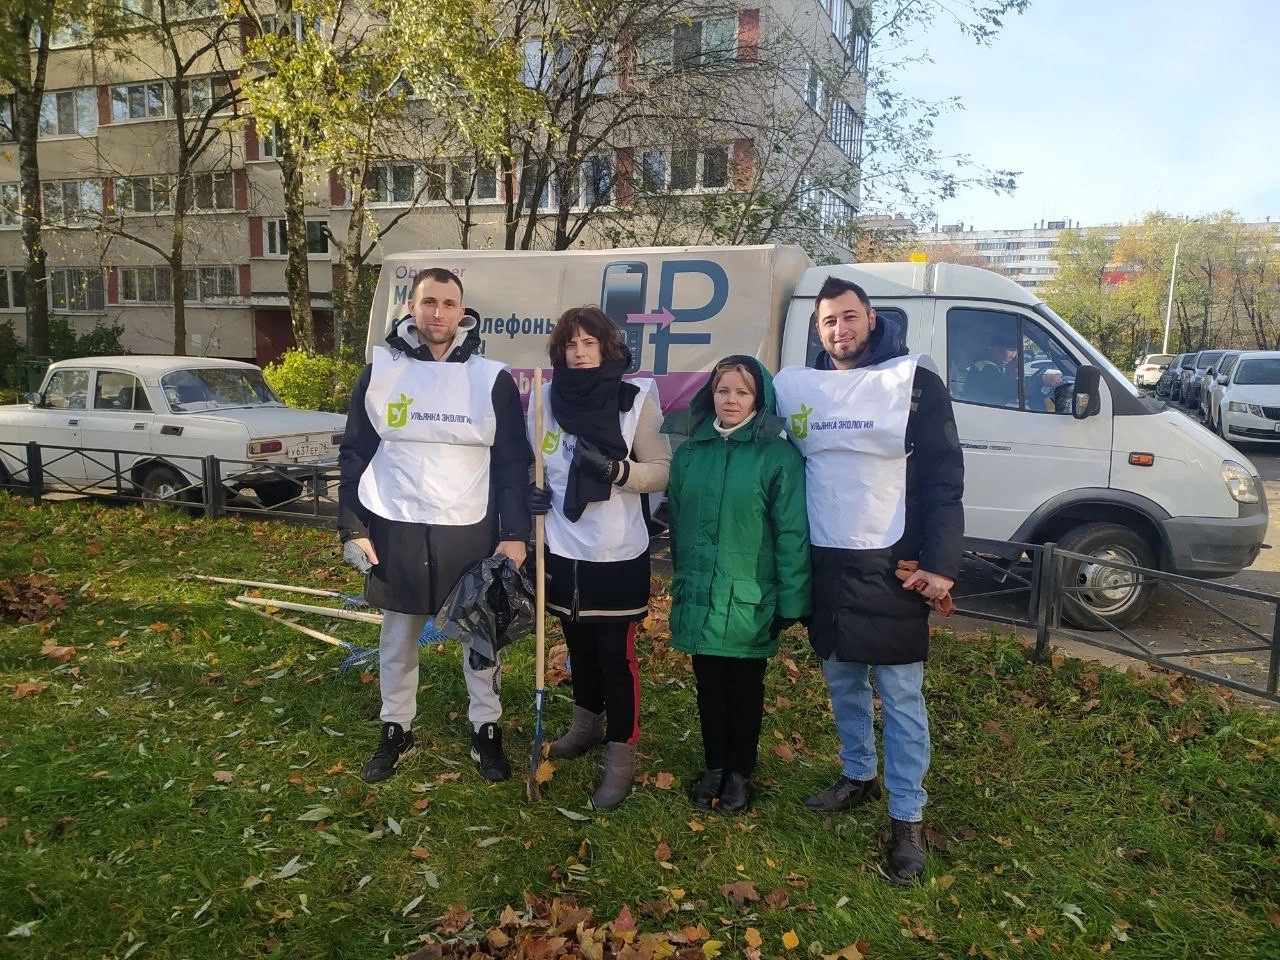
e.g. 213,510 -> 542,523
0,440 -> 338,527
955,536 -> 1280,704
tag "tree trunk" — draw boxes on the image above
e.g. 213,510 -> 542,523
334,182 -> 367,359
170,176 -> 189,355
279,133 -> 315,352
11,12 -> 51,359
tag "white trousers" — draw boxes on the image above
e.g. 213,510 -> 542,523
378,610 -> 502,732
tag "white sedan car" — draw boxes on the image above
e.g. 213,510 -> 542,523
1214,351 -> 1280,443
0,356 -> 346,506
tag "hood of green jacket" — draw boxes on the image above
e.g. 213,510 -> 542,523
681,355 -> 785,443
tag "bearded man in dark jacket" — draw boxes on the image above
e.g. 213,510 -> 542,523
338,268 -> 533,785
774,276 -> 964,884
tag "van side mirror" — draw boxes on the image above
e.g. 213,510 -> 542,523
24,392 -> 41,406
1072,366 -> 1102,419
1217,375 -> 1228,385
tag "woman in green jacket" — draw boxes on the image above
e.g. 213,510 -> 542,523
668,355 -> 812,814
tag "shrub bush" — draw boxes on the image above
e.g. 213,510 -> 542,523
0,317 -> 126,392
262,349 -> 363,414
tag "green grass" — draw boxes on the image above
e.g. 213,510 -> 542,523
1,493 -> 1278,959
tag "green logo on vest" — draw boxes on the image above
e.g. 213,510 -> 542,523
790,403 -> 813,440
387,393 -> 413,428
541,428 -> 561,456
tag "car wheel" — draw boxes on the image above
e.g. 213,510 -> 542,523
140,465 -> 193,507
253,479 -> 304,508
1056,522 -> 1157,630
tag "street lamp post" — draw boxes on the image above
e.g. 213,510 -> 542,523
1161,218 -> 1195,355
1161,240 -> 1181,355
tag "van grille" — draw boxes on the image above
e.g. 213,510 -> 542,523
1262,406 -> 1280,420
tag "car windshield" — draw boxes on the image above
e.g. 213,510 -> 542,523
160,368 -> 282,412
1143,354 -> 1173,365
1195,351 -> 1225,369
1233,359 -> 1280,385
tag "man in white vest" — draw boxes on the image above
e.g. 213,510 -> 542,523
338,268 -> 533,784
774,276 -> 964,884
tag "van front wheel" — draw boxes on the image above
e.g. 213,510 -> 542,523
1056,522 -> 1156,629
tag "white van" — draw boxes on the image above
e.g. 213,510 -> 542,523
367,246 -> 1267,627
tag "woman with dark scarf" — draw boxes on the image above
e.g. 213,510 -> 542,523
527,306 -> 671,808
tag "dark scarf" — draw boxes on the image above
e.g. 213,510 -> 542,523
551,357 -> 640,522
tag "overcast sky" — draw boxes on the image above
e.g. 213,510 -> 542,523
889,0 -> 1280,231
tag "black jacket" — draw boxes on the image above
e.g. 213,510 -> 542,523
808,316 -> 965,664
338,324 -> 533,615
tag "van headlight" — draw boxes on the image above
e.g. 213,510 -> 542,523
1222,460 -> 1260,504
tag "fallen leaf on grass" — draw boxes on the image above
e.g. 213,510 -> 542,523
718,881 -> 758,907
535,759 -> 555,785
557,807 -> 591,822
744,928 -> 763,949
212,770 -> 234,784
688,821 -> 705,832
654,771 -> 675,791
1267,910 -> 1280,929
823,940 -> 869,960
10,681 -> 49,700
781,930 -> 800,950
410,847 -> 430,859
40,640 -> 75,663
655,842 -> 672,863
437,904 -> 473,935
774,743 -> 796,762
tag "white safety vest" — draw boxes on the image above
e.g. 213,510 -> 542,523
358,344 -> 505,525
774,355 -> 920,550
530,379 -> 656,563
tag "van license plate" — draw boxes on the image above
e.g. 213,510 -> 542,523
287,441 -> 329,458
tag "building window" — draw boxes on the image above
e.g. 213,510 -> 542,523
832,0 -> 870,73
115,175 -> 172,213
636,149 -> 666,194
189,171 -> 233,211
828,102 -> 863,162
0,98 -> 14,143
120,265 -> 173,303
110,82 -> 167,122
265,219 -> 328,256
804,63 -> 826,113
258,119 -> 283,158
0,183 -> 19,226
39,88 -> 96,137
50,268 -> 106,312
261,12 -> 319,42
669,146 -> 729,191
179,75 -> 233,115
363,162 -> 416,204
194,265 -> 239,299
583,155 -> 613,207
43,179 -> 104,224
0,269 -> 25,309
673,17 -> 738,69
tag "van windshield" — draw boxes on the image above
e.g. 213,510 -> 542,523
1032,304 -> 1141,399
1233,358 -> 1280,385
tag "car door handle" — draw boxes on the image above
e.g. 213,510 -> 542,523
133,422 -> 146,430
68,418 -> 79,425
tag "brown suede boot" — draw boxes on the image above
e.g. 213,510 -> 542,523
590,741 -> 637,810
547,706 -> 606,760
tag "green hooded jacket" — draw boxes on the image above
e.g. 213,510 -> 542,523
668,357 -> 812,659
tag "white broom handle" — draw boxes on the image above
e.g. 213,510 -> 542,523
225,599 -> 348,648
233,594 -> 384,624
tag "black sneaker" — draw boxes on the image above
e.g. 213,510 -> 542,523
470,722 -> 511,782
361,721 -> 415,783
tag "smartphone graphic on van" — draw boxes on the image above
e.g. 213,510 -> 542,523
601,261 -> 647,373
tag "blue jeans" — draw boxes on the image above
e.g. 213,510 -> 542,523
821,658 -> 929,822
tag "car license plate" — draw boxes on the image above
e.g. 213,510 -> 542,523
287,441 -> 329,458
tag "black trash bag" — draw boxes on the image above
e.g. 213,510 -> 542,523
432,556 -> 536,670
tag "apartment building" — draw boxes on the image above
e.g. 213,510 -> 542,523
914,220 -> 1089,290
0,0 -> 868,363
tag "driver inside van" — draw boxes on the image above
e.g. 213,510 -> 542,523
963,339 -> 1019,407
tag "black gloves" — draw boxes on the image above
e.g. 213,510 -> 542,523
770,615 -> 797,639
573,440 -> 619,484
527,483 -> 553,516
